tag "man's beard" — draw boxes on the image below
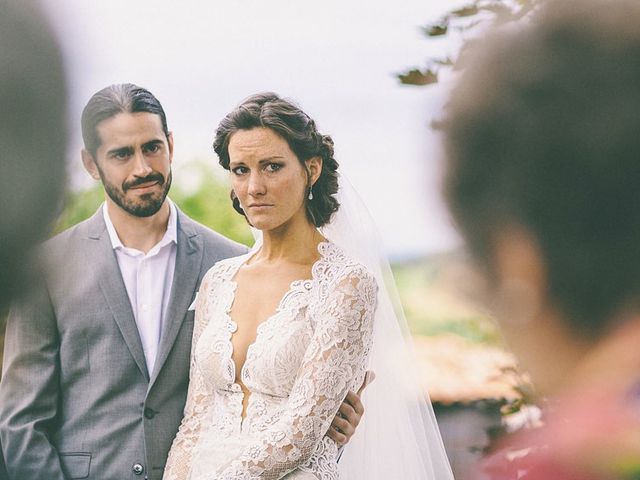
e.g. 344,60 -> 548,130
100,169 -> 172,218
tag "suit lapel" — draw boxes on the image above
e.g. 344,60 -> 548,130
85,210 -> 150,381
149,210 -> 203,387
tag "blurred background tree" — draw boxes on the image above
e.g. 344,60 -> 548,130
398,0 -> 539,86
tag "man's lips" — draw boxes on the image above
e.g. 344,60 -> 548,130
128,181 -> 160,191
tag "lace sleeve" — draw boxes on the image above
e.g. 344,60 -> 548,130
163,269 -> 217,480
213,266 -> 378,479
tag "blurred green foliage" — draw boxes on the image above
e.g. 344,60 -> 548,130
55,185 -> 106,234
55,161 -> 254,247
392,260 -> 502,345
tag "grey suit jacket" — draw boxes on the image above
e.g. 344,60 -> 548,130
0,208 -> 247,480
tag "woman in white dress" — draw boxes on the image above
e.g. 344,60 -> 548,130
163,93 -> 453,480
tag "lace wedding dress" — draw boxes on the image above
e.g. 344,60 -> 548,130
163,241 -> 377,480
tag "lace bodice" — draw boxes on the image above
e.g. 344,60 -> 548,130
163,242 -> 377,480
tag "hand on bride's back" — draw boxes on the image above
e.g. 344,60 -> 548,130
327,370 -> 375,446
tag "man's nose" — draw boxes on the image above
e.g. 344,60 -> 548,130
131,150 -> 153,177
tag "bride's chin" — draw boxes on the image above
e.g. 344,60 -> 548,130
246,217 -> 274,231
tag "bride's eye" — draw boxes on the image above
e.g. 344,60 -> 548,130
265,163 -> 283,173
231,166 -> 249,175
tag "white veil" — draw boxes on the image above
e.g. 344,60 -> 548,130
319,174 -> 454,480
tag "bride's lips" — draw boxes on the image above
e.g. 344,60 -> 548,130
247,203 -> 273,209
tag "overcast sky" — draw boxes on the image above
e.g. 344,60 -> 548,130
42,0 -> 467,258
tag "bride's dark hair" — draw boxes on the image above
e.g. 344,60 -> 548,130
213,92 -> 340,227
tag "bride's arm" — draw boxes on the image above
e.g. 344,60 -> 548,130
214,265 -> 378,479
163,270 -> 216,480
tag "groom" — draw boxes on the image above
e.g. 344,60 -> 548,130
0,84 -> 364,480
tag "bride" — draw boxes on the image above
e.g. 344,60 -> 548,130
163,93 -> 453,479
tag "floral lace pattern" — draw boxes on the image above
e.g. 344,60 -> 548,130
163,242 -> 377,480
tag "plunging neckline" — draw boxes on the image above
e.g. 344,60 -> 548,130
222,241 -> 329,413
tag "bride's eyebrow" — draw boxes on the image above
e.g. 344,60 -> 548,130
258,156 -> 285,164
229,156 -> 286,170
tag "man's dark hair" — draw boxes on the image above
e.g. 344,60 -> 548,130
81,83 -> 169,156
213,92 -> 340,228
0,0 -> 67,311
443,0 -> 640,336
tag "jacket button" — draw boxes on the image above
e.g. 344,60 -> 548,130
144,407 -> 156,419
132,463 -> 144,475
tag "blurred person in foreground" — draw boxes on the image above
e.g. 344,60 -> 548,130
0,1 -> 66,478
0,0 -> 67,313
443,0 -> 640,478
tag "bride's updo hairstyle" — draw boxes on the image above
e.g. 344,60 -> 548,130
214,92 -> 340,227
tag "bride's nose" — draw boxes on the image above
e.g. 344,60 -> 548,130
247,172 -> 267,196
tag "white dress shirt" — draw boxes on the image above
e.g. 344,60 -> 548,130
103,200 -> 177,376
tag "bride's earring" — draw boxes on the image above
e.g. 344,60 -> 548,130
308,186 -> 313,201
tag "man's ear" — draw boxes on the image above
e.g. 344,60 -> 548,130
306,156 -> 323,186
81,149 -> 101,181
167,131 -> 174,165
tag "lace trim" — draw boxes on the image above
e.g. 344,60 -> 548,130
220,243 -> 329,396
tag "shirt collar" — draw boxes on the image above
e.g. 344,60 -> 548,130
102,198 -> 178,252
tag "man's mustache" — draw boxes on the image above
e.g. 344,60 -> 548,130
123,173 -> 165,191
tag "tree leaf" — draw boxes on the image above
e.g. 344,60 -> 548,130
480,2 -> 512,16
451,5 -> 480,17
433,57 -> 454,66
423,22 -> 448,37
397,68 -> 439,86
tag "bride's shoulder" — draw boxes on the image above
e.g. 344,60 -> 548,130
202,251 -> 250,285
315,241 -> 378,291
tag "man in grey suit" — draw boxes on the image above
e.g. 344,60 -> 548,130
0,84 -> 364,479
0,84 -> 246,479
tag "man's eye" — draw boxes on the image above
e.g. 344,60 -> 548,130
145,144 -> 160,154
114,152 -> 129,160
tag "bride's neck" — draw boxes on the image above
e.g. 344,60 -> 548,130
258,218 -> 324,264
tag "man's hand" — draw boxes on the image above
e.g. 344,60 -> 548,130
327,371 -> 375,446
